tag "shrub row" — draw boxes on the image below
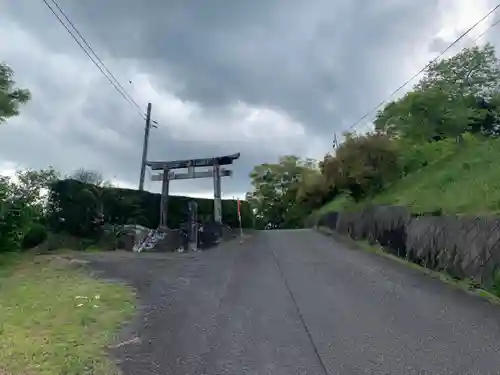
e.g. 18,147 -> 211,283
47,179 -> 253,238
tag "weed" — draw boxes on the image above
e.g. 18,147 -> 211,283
0,255 -> 135,375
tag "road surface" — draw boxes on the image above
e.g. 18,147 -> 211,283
88,229 -> 500,374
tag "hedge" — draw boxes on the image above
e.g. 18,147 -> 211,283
47,179 -> 253,237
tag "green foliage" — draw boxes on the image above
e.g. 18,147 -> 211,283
322,132 -> 401,201
318,135 -> 500,216
265,46 -> 500,226
0,62 -> 31,123
296,169 -> 337,209
415,44 -> 500,99
397,137 -> 459,175
22,223 -> 48,250
247,156 -> 322,229
315,194 -> 354,215
0,173 -> 51,253
48,179 -> 254,237
370,136 -> 500,215
468,93 -> 500,136
375,44 -> 500,141
0,168 -> 63,252
324,45 -> 500,215
0,64 -> 43,252
0,178 -> 31,252
10,167 -> 60,221
375,89 -> 490,141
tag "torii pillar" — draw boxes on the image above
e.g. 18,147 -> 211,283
213,161 -> 222,225
160,168 -> 170,228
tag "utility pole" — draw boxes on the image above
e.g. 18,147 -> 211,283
139,102 -> 152,191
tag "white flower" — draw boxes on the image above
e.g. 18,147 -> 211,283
94,295 -> 100,300
76,304 -> 84,307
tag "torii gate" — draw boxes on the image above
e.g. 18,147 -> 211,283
146,153 -> 240,228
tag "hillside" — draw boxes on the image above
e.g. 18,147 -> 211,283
316,136 -> 500,216
245,45 -> 500,230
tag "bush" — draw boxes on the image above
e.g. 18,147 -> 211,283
0,181 -> 32,253
296,171 -> 335,210
47,179 -> 255,238
22,223 -> 48,249
322,132 -> 401,201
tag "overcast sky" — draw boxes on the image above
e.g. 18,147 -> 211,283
1,0 -> 499,198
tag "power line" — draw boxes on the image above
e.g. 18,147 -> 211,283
48,0 -> 145,116
40,0 -> 146,119
347,2 -> 500,131
473,15 -> 500,43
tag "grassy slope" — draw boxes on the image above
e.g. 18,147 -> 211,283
317,137 -> 500,216
0,253 -> 135,375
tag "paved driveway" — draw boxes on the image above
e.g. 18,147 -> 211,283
86,229 -> 500,374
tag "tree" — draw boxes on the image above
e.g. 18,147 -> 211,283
375,44 -> 500,141
0,62 -> 31,123
468,93 -> 500,137
0,168 -> 58,252
296,169 -> 334,209
0,176 -> 31,252
67,168 -> 114,226
9,167 -> 60,221
322,132 -> 401,201
375,88 -> 486,142
415,44 -> 500,99
247,156 -> 319,229
69,168 -> 108,186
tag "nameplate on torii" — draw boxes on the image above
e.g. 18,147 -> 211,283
151,168 -> 232,181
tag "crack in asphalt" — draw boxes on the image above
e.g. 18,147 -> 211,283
271,247 -> 329,375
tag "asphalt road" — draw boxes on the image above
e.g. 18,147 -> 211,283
88,229 -> 500,375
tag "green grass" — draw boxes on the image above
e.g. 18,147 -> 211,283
306,194 -> 354,225
316,194 -> 354,215
0,253 -> 23,278
0,253 -> 135,375
317,136 -> 500,216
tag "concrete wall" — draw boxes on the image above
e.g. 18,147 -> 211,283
319,206 -> 500,287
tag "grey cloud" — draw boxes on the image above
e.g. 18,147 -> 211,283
0,57 -> 283,197
6,0 -> 445,130
45,0 -> 444,130
2,0 -> 491,197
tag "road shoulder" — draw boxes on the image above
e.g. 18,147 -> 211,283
316,226 -> 500,305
